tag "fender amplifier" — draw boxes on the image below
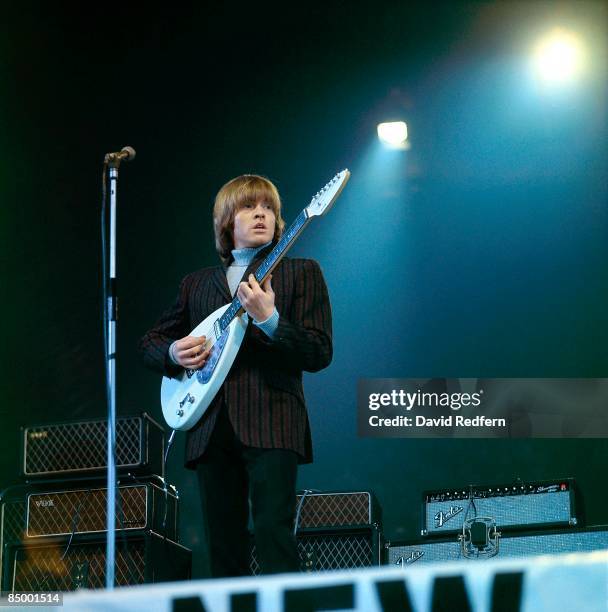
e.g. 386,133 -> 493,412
422,479 -> 576,537
387,525 -> 608,567
22,414 -> 165,478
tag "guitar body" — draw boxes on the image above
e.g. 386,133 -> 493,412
161,303 -> 248,430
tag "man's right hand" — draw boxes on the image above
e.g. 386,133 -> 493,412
170,335 -> 210,370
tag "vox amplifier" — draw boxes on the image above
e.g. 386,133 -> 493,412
423,478 -> 576,537
25,482 -> 178,542
251,526 -> 383,575
22,413 -> 165,478
0,498 -> 26,586
3,531 -> 191,592
295,491 -> 381,529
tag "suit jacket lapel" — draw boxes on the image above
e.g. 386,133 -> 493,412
210,266 -> 232,302
211,242 -> 276,302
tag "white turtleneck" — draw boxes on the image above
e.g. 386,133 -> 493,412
227,242 -> 279,336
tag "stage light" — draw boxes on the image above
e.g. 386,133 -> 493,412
532,29 -> 584,85
377,121 -> 408,148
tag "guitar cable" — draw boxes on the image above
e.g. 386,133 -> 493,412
161,430 -> 177,533
293,489 -> 322,536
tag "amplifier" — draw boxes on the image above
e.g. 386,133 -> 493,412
295,491 -> 380,529
386,525 -> 608,567
2,531 -> 191,591
0,499 -> 26,584
251,526 -> 382,575
422,479 -> 576,536
25,482 -> 178,542
22,413 -> 165,478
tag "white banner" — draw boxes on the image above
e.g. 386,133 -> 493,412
53,550 -> 608,612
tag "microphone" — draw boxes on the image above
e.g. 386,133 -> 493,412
104,146 -> 136,163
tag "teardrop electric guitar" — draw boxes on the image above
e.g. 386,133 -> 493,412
161,170 -> 350,430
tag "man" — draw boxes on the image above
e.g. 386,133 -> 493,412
139,174 -> 332,577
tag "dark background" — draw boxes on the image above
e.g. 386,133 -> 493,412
2,1 -> 607,577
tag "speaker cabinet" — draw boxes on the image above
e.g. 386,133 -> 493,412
250,526 -> 382,575
3,530 -> 191,592
387,525 -> 608,567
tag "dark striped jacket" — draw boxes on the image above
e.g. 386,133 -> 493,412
139,244 -> 332,467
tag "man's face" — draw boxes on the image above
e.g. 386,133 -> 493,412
233,199 -> 276,250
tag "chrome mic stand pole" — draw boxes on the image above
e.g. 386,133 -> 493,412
105,158 -> 118,590
103,146 -> 135,589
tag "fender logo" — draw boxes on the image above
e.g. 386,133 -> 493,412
434,505 -> 464,528
395,551 -> 424,565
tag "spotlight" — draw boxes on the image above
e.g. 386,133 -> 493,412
532,28 -> 584,85
377,121 -> 408,148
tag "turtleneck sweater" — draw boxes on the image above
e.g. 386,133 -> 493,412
226,241 -> 279,336
168,242 -> 278,365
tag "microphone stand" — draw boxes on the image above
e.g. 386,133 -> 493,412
103,155 -> 121,590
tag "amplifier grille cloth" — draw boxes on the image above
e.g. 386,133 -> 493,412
298,493 -> 372,528
2,501 -> 26,545
1,500 -> 27,588
25,418 -> 142,474
251,531 -> 376,574
27,487 -> 147,537
11,541 -> 146,590
425,491 -> 572,534
388,528 -> 608,565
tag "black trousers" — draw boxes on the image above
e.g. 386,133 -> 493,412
196,405 -> 300,578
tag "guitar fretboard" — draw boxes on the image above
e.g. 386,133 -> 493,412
217,209 -> 310,334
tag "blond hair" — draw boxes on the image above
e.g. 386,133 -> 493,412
213,174 -> 285,265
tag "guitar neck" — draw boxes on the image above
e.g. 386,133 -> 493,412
218,209 -> 311,333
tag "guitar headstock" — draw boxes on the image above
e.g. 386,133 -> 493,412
305,169 -> 350,217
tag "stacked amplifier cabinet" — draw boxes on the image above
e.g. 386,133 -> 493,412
1,413 -> 191,591
421,479 -> 577,537
25,482 -> 179,541
22,414 -> 165,478
3,531 -> 191,591
386,478 -> 585,567
250,491 -> 383,574
387,525 -> 608,567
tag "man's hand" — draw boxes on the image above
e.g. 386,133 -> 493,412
171,335 -> 210,369
237,274 -> 275,322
